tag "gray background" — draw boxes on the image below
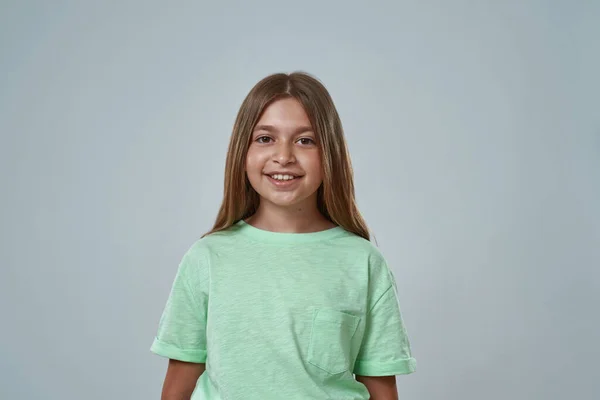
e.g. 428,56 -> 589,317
1,1 -> 598,399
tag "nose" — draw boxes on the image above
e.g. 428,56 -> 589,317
273,141 -> 296,165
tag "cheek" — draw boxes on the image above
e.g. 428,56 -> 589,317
303,152 -> 323,180
245,151 -> 261,174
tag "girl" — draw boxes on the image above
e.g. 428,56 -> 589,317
151,72 -> 417,400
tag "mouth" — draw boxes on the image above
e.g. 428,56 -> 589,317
265,173 -> 302,181
264,173 -> 303,187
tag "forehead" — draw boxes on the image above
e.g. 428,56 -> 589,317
255,98 -> 312,128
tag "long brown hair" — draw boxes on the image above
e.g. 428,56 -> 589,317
203,71 -> 370,240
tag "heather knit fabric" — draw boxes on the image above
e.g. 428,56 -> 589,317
151,220 -> 416,399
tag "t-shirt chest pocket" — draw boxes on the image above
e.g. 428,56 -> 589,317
307,308 -> 361,375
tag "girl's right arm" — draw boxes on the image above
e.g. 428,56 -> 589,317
161,359 -> 206,400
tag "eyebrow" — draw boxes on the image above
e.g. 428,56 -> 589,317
253,124 -> 314,134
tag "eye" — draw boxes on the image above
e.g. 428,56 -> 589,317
297,137 -> 316,145
256,136 -> 272,144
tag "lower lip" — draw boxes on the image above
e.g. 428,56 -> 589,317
265,175 -> 302,188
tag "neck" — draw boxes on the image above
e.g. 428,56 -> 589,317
246,199 -> 335,233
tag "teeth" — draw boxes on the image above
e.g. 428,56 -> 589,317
271,174 -> 296,181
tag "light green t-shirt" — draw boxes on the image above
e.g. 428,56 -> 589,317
151,220 -> 416,399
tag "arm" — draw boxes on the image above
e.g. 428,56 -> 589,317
161,359 -> 206,400
355,375 -> 398,400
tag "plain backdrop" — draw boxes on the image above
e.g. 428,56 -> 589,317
1,1 -> 598,399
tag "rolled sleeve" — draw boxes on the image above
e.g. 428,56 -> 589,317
150,248 -> 209,363
353,279 -> 417,376
151,337 -> 207,363
354,357 -> 417,376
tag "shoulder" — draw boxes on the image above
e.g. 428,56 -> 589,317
333,231 -> 396,290
333,230 -> 388,265
182,224 -> 242,260
173,230 -> 237,286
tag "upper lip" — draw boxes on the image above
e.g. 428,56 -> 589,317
265,171 -> 303,177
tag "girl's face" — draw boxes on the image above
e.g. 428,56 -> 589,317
245,97 -> 323,210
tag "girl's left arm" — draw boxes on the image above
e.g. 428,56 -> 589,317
355,375 -> 398,400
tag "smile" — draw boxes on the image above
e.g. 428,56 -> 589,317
264,174 -> 303,187
269,174 -> 299,181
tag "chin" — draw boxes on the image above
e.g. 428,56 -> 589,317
258,190 -> 311,207
264,196 -> 303,208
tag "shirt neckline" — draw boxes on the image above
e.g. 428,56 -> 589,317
234,220 -> 347,244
